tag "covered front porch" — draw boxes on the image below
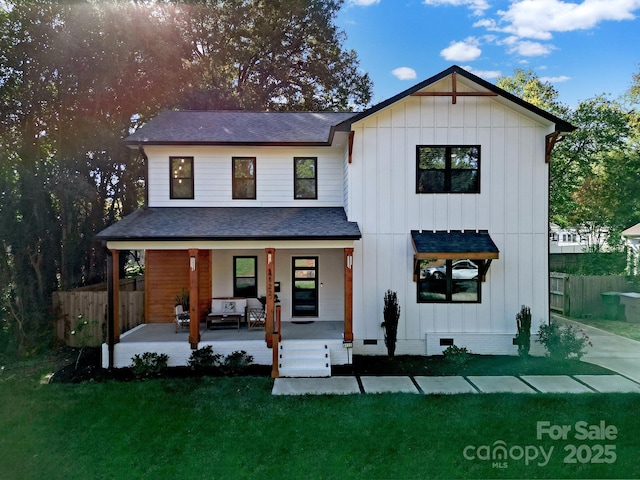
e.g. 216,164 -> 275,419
96,207 -> 361,376
101,321 -> 350,369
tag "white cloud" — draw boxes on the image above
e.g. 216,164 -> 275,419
461,66 -> 502,79
440,38 -> 482,62
507,40 -> 555,56
423,0 -> 490,16
540,75 -> 571,83
497,0 -> 640,40
392,67 -> 418,80
348,0 -> 381,6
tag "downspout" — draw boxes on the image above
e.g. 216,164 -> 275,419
138,144 -> 149,208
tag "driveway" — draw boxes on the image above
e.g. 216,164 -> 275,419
553,314 -> 640,383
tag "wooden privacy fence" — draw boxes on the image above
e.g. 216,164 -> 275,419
550,273 -> 637,318
54,291 -> 144,347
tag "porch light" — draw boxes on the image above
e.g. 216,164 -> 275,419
190,255 -> 196,271
268,252 -> 272,263
347,253 -> 353,270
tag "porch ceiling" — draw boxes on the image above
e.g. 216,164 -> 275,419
96,207 -> 361,245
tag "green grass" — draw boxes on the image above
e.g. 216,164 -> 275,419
570,316 -> 640,342
1,356 -> 640,479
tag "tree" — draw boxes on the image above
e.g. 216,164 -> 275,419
173,0 -> 373,110
497,68 -> 567,115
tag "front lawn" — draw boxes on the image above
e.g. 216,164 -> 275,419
1,355 -> 639,479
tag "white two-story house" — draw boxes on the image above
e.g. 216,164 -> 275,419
97,65 -> 575,375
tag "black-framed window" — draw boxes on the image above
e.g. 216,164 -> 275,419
233,256 -> 257,298
292,257 -> 318,316
294,157 -> 317,199
417,258 -> 481,303
416,146 -> 480,193
170,157 -> 194,199
233,157 -> 256,199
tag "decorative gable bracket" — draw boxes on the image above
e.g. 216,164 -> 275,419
409,72 -> 498,104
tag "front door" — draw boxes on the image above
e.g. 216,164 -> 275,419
292,257 -> 318,317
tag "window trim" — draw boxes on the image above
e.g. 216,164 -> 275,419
293,157 -> 318,200
233,256 -> 258,298
169,156 -> 194,199
416,258 -> 482,304
416,145 -> 480,194
232,157 -> 257,200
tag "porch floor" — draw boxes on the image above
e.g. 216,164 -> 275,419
119,320 -> 344,343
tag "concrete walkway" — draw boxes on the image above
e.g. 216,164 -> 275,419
272,316 -> 640,395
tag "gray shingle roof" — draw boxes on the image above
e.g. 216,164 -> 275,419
411,230 -> 499,259
125,111 -> 357,146
96,207 -> 361,241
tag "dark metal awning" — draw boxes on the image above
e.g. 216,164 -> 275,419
411,230 -> 499,260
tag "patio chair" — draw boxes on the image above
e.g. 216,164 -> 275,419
247,307 -> 266,331
174,305 -> 190,333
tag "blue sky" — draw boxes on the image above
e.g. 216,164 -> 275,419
338,0 -> 640,108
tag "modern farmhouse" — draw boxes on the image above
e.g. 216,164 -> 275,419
96,65 -> 575,376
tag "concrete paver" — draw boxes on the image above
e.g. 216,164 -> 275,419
520,375 -> 595,393
272,377 -> 360,396
414,376 -> 478,394
358,376 -> 420,394
574,375 -> 640,393
467,375 -> 536,393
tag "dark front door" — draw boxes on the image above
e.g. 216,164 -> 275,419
292,257 -> 318,317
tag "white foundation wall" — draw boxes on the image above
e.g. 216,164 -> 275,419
347,75 -> 554,352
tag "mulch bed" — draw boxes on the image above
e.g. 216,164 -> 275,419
49,348 -> 608,383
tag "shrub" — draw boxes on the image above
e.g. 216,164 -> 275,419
222,350 -> 254,376
515,305 -> 532,357
130,352 -> 169,379
443,345 -> 470,366
537,322 -> 592,360
381,290 -> 400,358
188,345 -> 222,370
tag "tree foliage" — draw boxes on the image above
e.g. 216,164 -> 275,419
0,0 -> 373,353
498,68 -> 640,260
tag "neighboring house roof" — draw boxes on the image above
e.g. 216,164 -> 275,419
411,230 -> 500,260
125,111 -> 357,146
96,207 -> 362,241
622,222 -> 640,237
336,65 -> 576,134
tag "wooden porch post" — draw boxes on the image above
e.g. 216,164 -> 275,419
188,248 -> 200,349
265,248 -> 275,348
344,248 -> 354,343
106,248 -> 120,370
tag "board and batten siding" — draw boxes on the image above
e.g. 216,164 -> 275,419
347,78 -> 554,354
145,145 -> 346,208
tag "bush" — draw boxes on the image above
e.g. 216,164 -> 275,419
188,345 -> 222,370
381,290 -> 400,358
222,350 -> 254,376
130,352 -> 169,379
537,322 -> 592,360
443,345 -> 470,366
515,305 -> 532,357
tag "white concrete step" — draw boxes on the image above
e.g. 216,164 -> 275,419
277,341 -> 331,377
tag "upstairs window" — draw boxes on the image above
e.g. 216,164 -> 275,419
294,157 -> 317,199
233,157 -> 256,199
416,146 -> 480,193
170,157 -> 194,199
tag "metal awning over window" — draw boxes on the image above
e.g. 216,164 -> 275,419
411,230 -> 499,282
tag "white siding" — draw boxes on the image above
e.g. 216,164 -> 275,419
349,75 -> 555,350
145,145 -> 346,207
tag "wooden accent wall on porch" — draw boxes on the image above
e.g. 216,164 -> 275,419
145,250 -> 211,323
